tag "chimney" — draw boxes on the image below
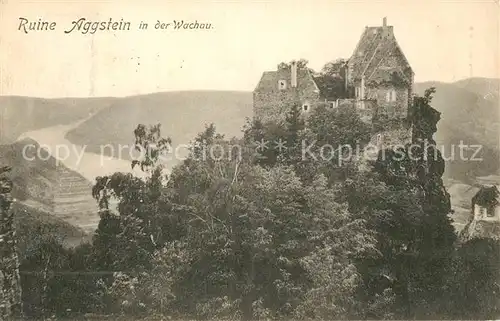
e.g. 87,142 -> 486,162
383,17 -> 387,27
291,61 -> 297,88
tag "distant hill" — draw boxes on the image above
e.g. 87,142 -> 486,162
453,78 -> 500,106
414,78 -> 499,183
65,91 -> 253,167
0,96 -> 113,144
415,78 -> 499,149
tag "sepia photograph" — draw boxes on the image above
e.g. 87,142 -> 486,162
0,0 -> 499,319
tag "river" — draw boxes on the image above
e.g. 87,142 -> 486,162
17,117 -> 147,183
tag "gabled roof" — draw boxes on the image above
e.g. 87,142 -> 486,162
254,71 -> 277,92
348,22 -> 413,85
472,185 -> 500,207
254,68 -> 347,101
254,66 -> 320,94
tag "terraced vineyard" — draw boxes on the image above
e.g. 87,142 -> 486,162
53,165 -> 100,234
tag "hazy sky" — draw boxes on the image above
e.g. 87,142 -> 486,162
0,0 -> 499,98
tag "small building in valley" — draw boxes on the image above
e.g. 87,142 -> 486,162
460,185 -> 500,242
471,185 -> 500,222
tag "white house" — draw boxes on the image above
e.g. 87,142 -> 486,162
471,185 -> 500,222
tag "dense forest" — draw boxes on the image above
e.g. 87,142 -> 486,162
17,89 -> 500,320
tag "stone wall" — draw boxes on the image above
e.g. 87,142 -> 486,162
368,124 -> 413,152
254,66 -> 321,124
334,99 -> 377,124
368,85 -> 409,118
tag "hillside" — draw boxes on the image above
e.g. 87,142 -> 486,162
0,96 -> 113,144
414,78 -> 499,149
453,78 -> 500,105
65,91 -> 253,167
0,139 -> 89,250
13,201 -> 90,257
0,139 -> 100,232
0,138 -> 59,205
414,78 -> 499,183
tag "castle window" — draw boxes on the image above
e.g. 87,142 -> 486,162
278,80 -> 287,90
302,103 -> 310,112
386,89 -> 397,102
329,100 -> 338,109
376,133 -> 383,145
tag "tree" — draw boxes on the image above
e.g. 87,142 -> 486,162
20,236 -> 106,318
446,238 -> 500,319
90,124 -> 180,315
244,101 -> 371,185
142,122 -> 375,319
0,165 -> 22,318
320,59 -> 347,76
70,88 -> 464,319
300,104 -> 371,184
277,59 -> 314,74
91,123 -> 174,272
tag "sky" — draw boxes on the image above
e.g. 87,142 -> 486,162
0,0 -> 499,98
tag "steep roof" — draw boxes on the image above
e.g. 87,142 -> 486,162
348,21 -> 413,85
254,70 -> 347,101
254,66 -> 321,94
254,71 -> 277,92
472,185 -> 500,207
